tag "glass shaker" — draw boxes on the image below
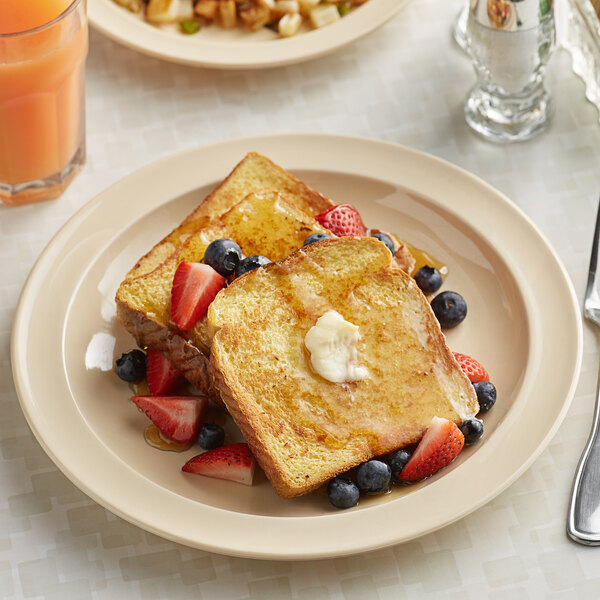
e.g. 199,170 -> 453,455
453,1 -> 469,50
464,0 -> 555,142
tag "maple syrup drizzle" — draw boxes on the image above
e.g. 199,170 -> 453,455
369,229 -> 447,280
129,379 -> 149,396
129,377 -> 229,451
404,242 -> 448,279
143,425 -> 193,452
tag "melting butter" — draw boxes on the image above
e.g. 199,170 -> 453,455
304,310 -> 368,383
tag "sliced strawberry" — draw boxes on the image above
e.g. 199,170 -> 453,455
146,348 -> 185,395
315,204 -> 367,237
170,262 -> 226,331
399,416 -> 464,481
452,352 -> 489,383
182,442 -> 255,486
131,395 -> 208,443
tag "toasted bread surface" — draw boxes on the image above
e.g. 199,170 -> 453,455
125,152 -> 333,282
208,237 -> 479,498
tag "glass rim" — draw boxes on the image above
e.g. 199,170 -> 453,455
0,0 -> 83,39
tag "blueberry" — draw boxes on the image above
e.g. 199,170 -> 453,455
234,255 -> 271,278
327,476 -> 360,509
197,423 -> 225,450
431,291 -> 467,328
303,233 -> 331,246
473,381 -> 497,413
356,460 -> 391,494
372,232 -> 395,254
387,449 -> 412,481
459,418 -> 484,444
414,265 -> 443,294
115,349 -> 146,383
203,238 -> 242,277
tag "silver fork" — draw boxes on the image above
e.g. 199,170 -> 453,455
568,199 -> 600,545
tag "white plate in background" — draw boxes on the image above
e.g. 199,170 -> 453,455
88,0 -> 409,68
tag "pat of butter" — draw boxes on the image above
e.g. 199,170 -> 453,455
304,310 -> 368,383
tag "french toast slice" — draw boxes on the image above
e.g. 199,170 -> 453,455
208,237 -> 479,498
124,152 -> 333,282
116,189 -> 332,393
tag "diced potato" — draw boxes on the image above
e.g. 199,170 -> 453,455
309,4 -> 340,28
298,0 -> 319,16
193,0 -> 218,19
278,12 -> 302,36
273,0 -> 300,15
146,0 -> 181,22
239,4 -> 271,30
219,0 -> 237,28
114,0 -> 144,13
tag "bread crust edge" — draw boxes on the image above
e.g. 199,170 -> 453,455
115,300 -> 217,401
210,349 -> 369,498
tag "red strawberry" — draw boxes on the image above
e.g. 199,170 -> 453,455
452,352 -> 489,383
399,416 -> 464,481
131,395 -> 208,443
182,442 -> 256,486
170,262 -> 225,331
315,204 -> 367,237
146,348 -> 185,395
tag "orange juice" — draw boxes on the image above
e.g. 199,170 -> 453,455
0,0 -> 74,34
0,0 -> 88,206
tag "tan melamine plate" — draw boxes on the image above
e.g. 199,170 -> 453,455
88,0 -> 409,68
12,134 -> 582,559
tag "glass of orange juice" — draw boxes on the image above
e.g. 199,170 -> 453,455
0,0 -> 88,206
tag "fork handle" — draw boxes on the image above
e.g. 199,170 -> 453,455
568,367 -> 600,544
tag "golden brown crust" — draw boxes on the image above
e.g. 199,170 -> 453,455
181,151 -> 333,222
210,359 -> 296,497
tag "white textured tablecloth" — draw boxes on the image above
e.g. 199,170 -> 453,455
2,0 -> 600,597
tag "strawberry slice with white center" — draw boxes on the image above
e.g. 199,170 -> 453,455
452,352 -> 489,383
182,442 -> 256,486
315,204 -> 367,237
131,395 -> 208,444
146,348 -> 185,395
398,416 -> 465,481
170,262 -> 226,331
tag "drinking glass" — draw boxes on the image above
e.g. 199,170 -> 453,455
464,0 -> 555,142
0,0 -> 88,206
